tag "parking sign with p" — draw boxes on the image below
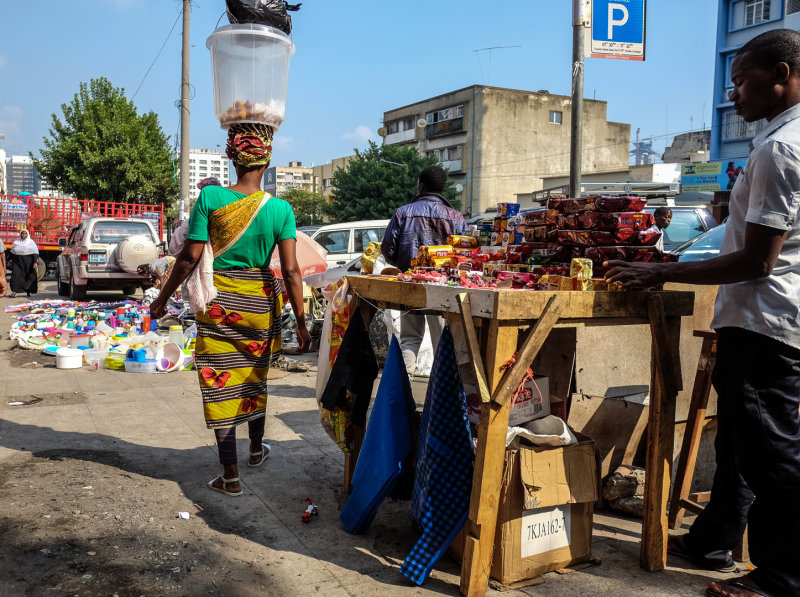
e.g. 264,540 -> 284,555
591,0 -> 646,61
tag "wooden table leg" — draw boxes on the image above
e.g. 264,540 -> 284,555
460,295 -> 562,597
459,319 -> 518,597
641,295 -> 683,571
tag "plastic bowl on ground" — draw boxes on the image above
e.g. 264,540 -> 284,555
105,353 -> 127,371
83,349 -> 107,367
155,342 -> 184,372
123,358 -> 157,374
206,24 -> 295,130
56,347 -> 83,369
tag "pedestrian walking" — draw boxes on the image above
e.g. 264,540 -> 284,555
149,122 -> 310,497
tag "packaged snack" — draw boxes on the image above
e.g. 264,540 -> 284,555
556,214 -> 583,230
577,211 -> 655,231
593,195 -> 646,213
422,245 -> 454,258
549,196 -> 597,214
448,235 -> 479,249
570,257 -> 593,279
557,230 -> 616,247
524,209 -> 559,226
430,256 -> 452,268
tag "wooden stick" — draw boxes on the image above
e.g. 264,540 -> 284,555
458,293 -> 491,404
490,294 -> 563,407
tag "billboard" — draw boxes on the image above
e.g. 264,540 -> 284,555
591,0 -> 646,61
681,160 -> 747,192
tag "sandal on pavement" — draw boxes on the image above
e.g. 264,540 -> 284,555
207,475 -> 243,496
248,443 -> 271,468
707,576 -> 776,597
668,534 -> 737,573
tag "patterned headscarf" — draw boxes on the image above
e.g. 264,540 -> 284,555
226,123 -> 274,168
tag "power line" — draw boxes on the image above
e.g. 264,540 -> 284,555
131,7 -> 183,101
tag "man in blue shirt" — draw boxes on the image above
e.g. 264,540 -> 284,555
381,166 -> 466,375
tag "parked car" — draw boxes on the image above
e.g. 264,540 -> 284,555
671,222 -> 726,262
56,217 -> 162,299
297,225 -> 320,236
310,219 -> 390,268
643,206 -> 718,252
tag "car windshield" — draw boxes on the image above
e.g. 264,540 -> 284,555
90,221 -> 152,243
661,210 -> 708,248
674,223 -> 726,262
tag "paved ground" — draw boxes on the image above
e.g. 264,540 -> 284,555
0,281 -> 735,596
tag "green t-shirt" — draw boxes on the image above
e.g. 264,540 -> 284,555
187,186 -> 297,270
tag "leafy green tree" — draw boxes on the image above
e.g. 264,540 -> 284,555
33,77 -> 177,207
327,141 -> 460,222
281,188 -> 329,226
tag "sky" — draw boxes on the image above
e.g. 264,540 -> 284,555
1,0 -> 719,170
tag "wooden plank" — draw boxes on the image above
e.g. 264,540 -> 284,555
668,335 -> 716,530
346,277 -> 694,321
640,295 -> 682,572
491,295 -> 563,407
458,294 -> 491,404
460,321 -> 518,597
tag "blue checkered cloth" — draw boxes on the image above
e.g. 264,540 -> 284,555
399,326 -> 474,585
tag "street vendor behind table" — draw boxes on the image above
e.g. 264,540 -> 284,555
605,29 -> 800,597
137,256 -> 177,306
380,165 -> 466,376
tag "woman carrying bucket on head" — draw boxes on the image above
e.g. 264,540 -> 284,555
149,123 -> 310,497
9,229 -> 39,298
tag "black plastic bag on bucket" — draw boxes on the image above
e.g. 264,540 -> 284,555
225,0 -> 301,35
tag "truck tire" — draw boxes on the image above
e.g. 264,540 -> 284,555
69,274 -> 87,300
36,257 -> 47,281
115,235 -> 159,274
57,266 -> 69,296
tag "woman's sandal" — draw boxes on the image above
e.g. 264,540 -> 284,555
248,443 -> 271,468
207,475 -> 243,496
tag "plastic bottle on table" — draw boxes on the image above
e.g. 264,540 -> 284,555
169,325 -> 184,347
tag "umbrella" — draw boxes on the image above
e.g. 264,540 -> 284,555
270,230 -> 328,278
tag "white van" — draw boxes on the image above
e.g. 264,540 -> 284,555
311,219 -> 390,268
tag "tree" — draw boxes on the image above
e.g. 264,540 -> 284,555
281,188 -> 329,227
327,141 -> 460,222
34,77 -> 177,207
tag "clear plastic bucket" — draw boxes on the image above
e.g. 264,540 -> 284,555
206,24 -> 295,130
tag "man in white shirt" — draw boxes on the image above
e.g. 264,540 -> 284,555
645,207 -> 672,252
606,29 -> 800,597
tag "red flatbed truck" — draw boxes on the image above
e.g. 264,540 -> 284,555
1,194 -> 164,279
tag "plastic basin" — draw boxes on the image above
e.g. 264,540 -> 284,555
206,24 -> 294,130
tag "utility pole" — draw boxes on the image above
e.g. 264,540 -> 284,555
570,0 -> 589,198
179,0 -> 191,220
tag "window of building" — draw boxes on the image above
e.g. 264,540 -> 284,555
721,109 -> 766,141
744,0 -> 770,25
425,104 -> 464,125
549,110 -> 563,124
788,0 -> 800,14
199,159 -> 208,164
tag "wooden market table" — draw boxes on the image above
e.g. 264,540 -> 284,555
344,276 -> 694,597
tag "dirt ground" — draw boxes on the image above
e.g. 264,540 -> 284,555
0,282 -> 731,597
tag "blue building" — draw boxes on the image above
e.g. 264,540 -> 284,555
710,0 -> 800,161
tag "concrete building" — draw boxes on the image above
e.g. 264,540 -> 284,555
0,149 -> 6,194
264,161 -> 314,197
184,148 -> 231,201
382,85 -> 630,215
5,155 -> 39,195
662,130 -> 711,163
710,1 -> 800,161
313,156 -> 353,198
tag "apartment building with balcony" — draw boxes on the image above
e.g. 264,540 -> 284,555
184,148 -> 231,201
710,0 -> 800,161
382,85 -> 630,215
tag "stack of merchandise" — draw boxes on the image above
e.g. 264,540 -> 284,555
392,196 -> 674,292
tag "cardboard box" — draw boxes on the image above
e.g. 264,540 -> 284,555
465,375 -> 550,427
452,433 -> 598,587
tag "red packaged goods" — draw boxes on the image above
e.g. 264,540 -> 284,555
584,246 -> 663,275
557,214 -> 582,230
557,230 -> 616,247
550,196 -> 597,214
593,195 -> 646,213
524,209 -> 559,225
453,248 -> 477,258
544,193 -> 568,210
577,211 -> 655,231
523,226 -> 553,242
637,231 -> 662,246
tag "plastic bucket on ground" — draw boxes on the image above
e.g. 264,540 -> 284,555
206,24 -> 295,130
56,347 -> 83,369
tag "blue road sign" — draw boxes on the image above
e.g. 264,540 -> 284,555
591,0 -> 646,61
